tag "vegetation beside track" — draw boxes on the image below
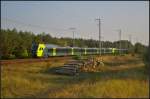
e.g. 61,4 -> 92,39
1,55 -> 149,98
0,56 -> 72,65
0,28 -> 147,59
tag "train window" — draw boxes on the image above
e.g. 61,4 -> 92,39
74,48 -> 81,52
39,48 -> 43,50
81,49 -> 84,53
57,48 -> 67,54
48,49 -> 53,52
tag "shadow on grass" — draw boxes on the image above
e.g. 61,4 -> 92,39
103,59 -> 141,66
28,64 -> 148,98
41,65 -> 148,85
42,66 -> 61,74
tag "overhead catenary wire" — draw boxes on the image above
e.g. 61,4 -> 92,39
1,17 -> 86,40
1,17 -> 69,32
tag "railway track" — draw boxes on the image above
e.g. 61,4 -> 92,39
0,56 -> 72,65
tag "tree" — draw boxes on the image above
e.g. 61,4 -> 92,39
134,43 -> 146,54
1,28 -> 142,59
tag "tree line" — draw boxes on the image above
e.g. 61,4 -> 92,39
0,28 -> 148,59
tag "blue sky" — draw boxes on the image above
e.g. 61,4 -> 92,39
1,1 -> 149,45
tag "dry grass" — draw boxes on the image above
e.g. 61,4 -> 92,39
1,54 -> 149,98
50,79 -> 148,98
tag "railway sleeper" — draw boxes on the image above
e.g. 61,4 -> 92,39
63,65 -> 78,68
60,67 -> 77,70
55,58 -> 103,75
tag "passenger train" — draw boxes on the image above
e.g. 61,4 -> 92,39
31,43 -> 128,58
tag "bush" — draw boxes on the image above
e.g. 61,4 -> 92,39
143,47 -> 149,73
21,50 -> 29,58
72,55 -> 82,60
72,55 -> 88,60
9,54 -> 16,59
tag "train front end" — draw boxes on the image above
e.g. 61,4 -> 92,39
31,43 -> 46,57
36,44 -> 46,57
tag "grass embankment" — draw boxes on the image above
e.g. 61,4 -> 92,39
1,54 -> 149,98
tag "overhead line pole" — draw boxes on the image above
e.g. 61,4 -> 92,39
101,36 -> 103,48
95,18 -> 101,56
73,30 -> 75,47
117,29 -> 122,55
119,30 -> 121,54
129,34 -> 132,44
69,27 -> 76,47
128,34 -> 132,50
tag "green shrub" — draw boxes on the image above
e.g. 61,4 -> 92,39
21,49 -> 29,58
72,55 -> 88,60
143,47 -> 149,73
72,55 -> 81,60
9,54 -> 16,59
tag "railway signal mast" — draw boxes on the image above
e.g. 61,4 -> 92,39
95,18 -> 101,56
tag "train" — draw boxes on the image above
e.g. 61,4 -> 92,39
31,43 -> 128,58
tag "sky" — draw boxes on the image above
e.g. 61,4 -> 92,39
1,1 -> 149,45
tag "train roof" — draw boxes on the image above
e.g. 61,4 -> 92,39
43,44 -> 127,50
45,44 -> 60,48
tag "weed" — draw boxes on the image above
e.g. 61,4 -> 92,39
1,55 -> 149,98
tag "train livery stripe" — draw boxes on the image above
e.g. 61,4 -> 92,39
97,49 -> 99,54
71,48 -> 74,55
112,48 -> 115,54
85,48 -> 87,55
53,48 -> 56,56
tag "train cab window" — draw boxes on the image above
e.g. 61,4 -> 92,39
39,48 -> 43,50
